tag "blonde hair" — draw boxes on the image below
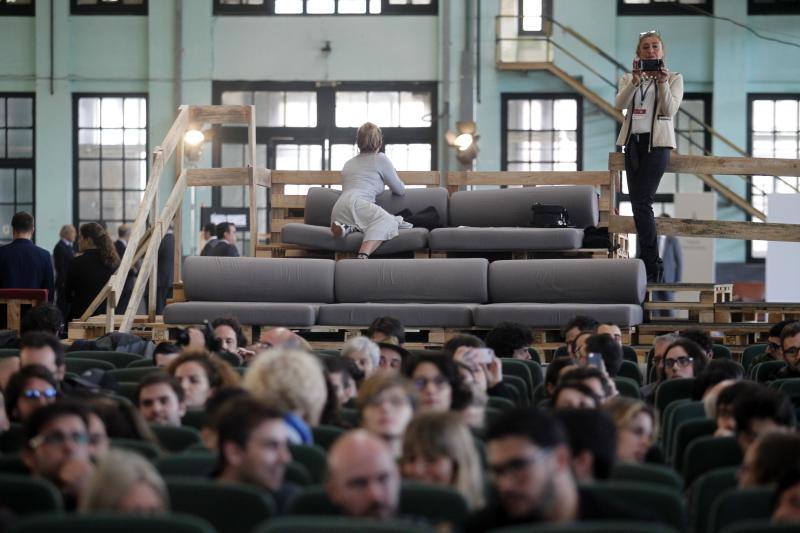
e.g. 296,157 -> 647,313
357,371 -> 418,412
636,32 -> 665,58
243,348 -> 327,426
604,396 -> 655,432
402,411 -> 485,510
80,449 -> 168,512
357,122 -> 383,153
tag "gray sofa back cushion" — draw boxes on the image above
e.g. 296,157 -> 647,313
335,258 -> 488,303
449,186 -> 599,228
489,259 -> 646,304
183,257 -> 335,303
303,186 -> 449,228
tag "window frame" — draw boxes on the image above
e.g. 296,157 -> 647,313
500,92 -> 584,172
213,0 -> 437,16
617,0 -> 713,16
0,92 -> 36,242
71,92 -> 150,232
70,0 -> 148,16
0,0 -> 34,16
517,0 -> 552,36
745,92 -> 800,263
748,0 -> 800,15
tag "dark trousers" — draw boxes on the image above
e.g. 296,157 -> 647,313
624,133 -> 670,280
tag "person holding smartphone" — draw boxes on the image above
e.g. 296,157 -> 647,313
615,30 -> 684,282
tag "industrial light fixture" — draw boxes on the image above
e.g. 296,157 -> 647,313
184,129 -> 205,146
445,121 -> 479,167
183,127 -> 211,163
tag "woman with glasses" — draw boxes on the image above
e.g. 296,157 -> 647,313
605,397 -> 655,464
357,372 -> 417,458
661,338 -> 707,380
615,30 -> 684,283
402,353 -> 471,413
4,364 -> 59,422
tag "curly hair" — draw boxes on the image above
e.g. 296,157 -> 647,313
79,222 -> 120,269
166,350 -> 241,390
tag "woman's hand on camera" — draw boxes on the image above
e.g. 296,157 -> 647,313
631,58 -> 642,86
656,64 -> 669,84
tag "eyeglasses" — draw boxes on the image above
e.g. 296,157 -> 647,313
412,375 -> 449,391
29,431 -> 90,449
768,342 -> 782,352
664,356 -> 693,369
22,388 -> 58,400
367,393 -> 411,408
639,29 -> 661,38
784,347 -> 800,357
488,450 -> 550,479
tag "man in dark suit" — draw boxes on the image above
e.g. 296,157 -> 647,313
52,224 -> 77,317
200,222 -> 218,256
114,224 -> 136,314
0,212 -> 55,301
208,222 -> 240,257
652,214 -> 683,317
156,226 -> 175,314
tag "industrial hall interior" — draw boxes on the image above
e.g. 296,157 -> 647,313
1,0 -> 800,532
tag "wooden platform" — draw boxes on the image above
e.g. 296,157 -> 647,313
68,315 -> 168,342
714,302 -> 800,323
644,283 -> 733,322
635,322 -> 773,347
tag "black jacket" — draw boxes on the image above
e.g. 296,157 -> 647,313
207,240 -> 239,257
53,240 -> 76,290
64,249 -> 115,320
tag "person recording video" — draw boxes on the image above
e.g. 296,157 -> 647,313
615,30 -> 683,283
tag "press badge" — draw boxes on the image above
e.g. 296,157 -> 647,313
632,108 -> 647,120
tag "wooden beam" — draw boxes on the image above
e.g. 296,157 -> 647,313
252,167 -> 271,187
271,171 -> 440,186
187,167 -> 253,187
447,171 -> 609,186
496,61 -> 554,71
609,151 -> 800,177
190,105 -> 251,125
271,194 -> 307,209
609,214 -> 800,242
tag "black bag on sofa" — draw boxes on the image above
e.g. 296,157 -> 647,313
395,206 -> 441,231
582,225 -> 619,252
530,203 -> 571,228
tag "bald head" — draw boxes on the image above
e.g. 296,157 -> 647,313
326,430 -> 400,519
260,327 -> 298,349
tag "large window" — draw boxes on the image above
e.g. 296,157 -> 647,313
0,0 -> 34,16
748,94 -> 800,260
618,0 -> 712,16
0,94 -> 35,244
214,0 -> 436,15
73,94 -> 148,240
749,0 -> 800,15
518,0 -> 551,35
212,81 -> 436,253
501,94 -> 582,171
71,0 -> 147,15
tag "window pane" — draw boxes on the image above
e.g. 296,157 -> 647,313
102,160 -> 124,189
0,130 -> 4,158
285,92 -> 317,127
79,129 -> 101,158
338,0 -> 366,13
336,92 -> 367,127
331,144 -> 358,171
80,191 -> 101,220
274,0 -> 303,13
0,169 -> 13,199
775,100 -> 798,132
7,130 -> 33,158
307,0 -> 335,13
368,91 -> 399,127
101,98 -> 124,128
752,100 -> 774,132
125,160 -> 146,190
124,191 -> 142,218
102,191 -> 123,220
254,91 -> 285,127
79,161 -> 100,188
221,91 -> 253,106
7,98 -> 32,127
221,143 -> 245,167
507,99 -> 530,131
124,129 -> 147,159
124,98 -> 147,128
507,131 -> 530,162
521,0 -> 543,32
399,92 -> 431,127
553,99 -> 577,130
0,100 -> 4,127
385,143 -> 431,171
78,98 -> 101,128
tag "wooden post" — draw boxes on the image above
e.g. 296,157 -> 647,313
173,136 -> 184,285
148,192 -> 158,321
247,105 -> 257,256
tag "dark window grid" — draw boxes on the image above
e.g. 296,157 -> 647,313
0,93 -> 35,227
504,129 -> 579,167
748,0 -> 800,15
0,0 -> 34,16
70,0 -> 148,15
213,0 -> 437,16
500,93 -> 584,172
517,0 -> 552,36
617,0 -> 713,16
72,94 -> 148,230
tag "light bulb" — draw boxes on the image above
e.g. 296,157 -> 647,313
454,133 -> 473,151
184,129 -> 205,146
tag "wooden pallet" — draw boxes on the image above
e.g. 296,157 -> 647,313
714,302 -> 800,323
644,283 -> 733,323
68,315 -> 168,342
635,322 -> 772,347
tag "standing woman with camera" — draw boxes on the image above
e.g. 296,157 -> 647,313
615,31 -> 683,282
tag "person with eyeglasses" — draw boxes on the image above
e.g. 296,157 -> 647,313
643,337 -> 707,404
615,30 -> 684,283
769,321 -> 800,381
21,402 -> 95,510
4,364 -> 59,422
604,397 -> 655,464
357,372 -> 417,458
402,353 -> 471,414
751,320 -> 793,368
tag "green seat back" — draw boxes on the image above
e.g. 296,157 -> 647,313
687,466 -> 738,533
487,521 -> 679,533
0,348 -> 20,358
254,516 -> 431,533
64,357 -> 114,374
672,418 -> 716,471
622,345 -> 639,364
312,424 -> 345,451
618,360 -> 643,385
166,476 -> 276,533
580,481 -> 686,531
753,360 -> 787,382
502,374 -> 528,405
0,454 -> 29,475
721,520 -> 800,533
487,395 -> 516,411
0,422 -> 26,454
776,378 -> 800,396
116,382 -> 139,403
0,473 -> 62,515
339,407 -> 360,427
683,436 -> 742,486
128,358 -> 157,368
150,425 -> 202,453
111,438 -> 162,461
181,410 -> 207,430
65,350 -> 143,368
609,462 -> 683,493
741,344 -> 767,372
108,367 -> 162,383
654,378 -> 696,415
289,444 -> 328,484
708,487 -> 774,533
527,347 -> 542,365
712,344 -> 732,360
613,376 -> 641,399
665,401 -> 706,460
157,452 -> 216,477
9,513 -> 215,533
500,359 -> 534,402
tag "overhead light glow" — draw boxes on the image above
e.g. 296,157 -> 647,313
454,133 -> 473,151
184,129 -> 205,146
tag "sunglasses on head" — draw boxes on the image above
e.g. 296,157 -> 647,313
639,30 -> 661,38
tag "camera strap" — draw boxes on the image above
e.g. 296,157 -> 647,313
638,79 -> 653,105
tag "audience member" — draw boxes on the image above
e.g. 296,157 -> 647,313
214,396 -> 299,513
342,336 -> 380,379
64,223 -> 119,320
401,411 -> 485,510
712,381 -> 760,437
326,430 -> 401,520
604,397 -> 655,464
773,321 -> 800,380
649,338 -> 707,397
152,341 -> 181,367
199,386 -> 248,451
596,323 -> 623,345
773,467 -> 800,523
559,366 -> 611,403
53,224 -> 77,317
733,384 -> 794,453
243,348 -> 327,444
113,223 -> 136,313
166,351 -> 241,409
561,315 -> 599,347
452,344 -> 518,403
751,320 -> 792,367
20,303 -> 64,338
584,333 -> 623,377
552,381 -> 601,410
647,333 -> 679,382
323,357 -> 358,408
136,372 -> 186,427
212,316 -> 255,362
357,372 -> 417,458
257,327 -> 311,351
442,333 -> 484,356
80,448 -> 168,514
156,225 -> 174,314
19,331 -> 66,382
402,353 -> 470,413
485,322 -> 534,360
569,330 -> 593,362
377,342 -> 411,371
208,222 -> 239,257
692,359 -> 744,401
544,357 -> 577,397
200,222 -> 218,256
0,212 -> 54,300
679,328 -> 714,361
83,394 -> 160,446
366,316 -> 405,345
84,405 -> 110,462
739,431 -> 800,488
4,365 -> 59,422
555,409 -> 617,482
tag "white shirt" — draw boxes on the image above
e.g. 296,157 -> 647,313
631,79 -> 656,134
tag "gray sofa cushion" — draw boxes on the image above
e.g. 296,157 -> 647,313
164,302 -> 319,327
182,257 -> 335,303
335,258 -> 489,303
318,303 -> 477,328
302,186 -> 449,228
489,259 -> 646,304
429,227 -> 584,251
474,303 -> 644,328
281,224 -> 429,254
449,186 -> 599,229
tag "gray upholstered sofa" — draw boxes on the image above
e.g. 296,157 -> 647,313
164,256 -> 645,329
280,187 -> 449,255
429,186 -> 598,252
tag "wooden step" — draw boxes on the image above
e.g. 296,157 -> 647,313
714,302 -> 800,323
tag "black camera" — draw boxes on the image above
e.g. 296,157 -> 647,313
638,59 -> 663,72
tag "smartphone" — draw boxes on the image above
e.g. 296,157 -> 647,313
470,348 -> 495,364
586,352 -> 604,369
